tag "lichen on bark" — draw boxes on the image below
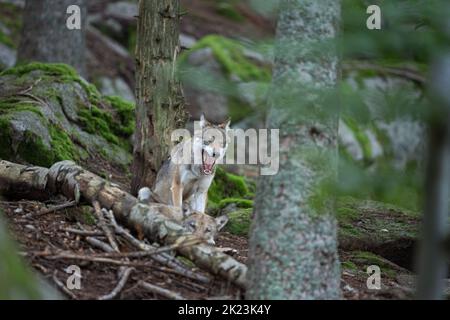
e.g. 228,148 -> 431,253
246,0 -> 342,299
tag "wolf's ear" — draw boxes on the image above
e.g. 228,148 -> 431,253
219,117 -> 231,131
215,215 -> 229,231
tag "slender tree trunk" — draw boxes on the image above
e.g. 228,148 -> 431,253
18,0 -> 87,77
416,55 -> 450,300
131,0 -> 187,195
246,0 -> 341,299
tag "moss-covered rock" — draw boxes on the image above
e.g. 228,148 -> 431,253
337,197 -> 419,271
179,34 -> 271,124
224,208 -> 252,237
182,35 -> 270,82
0,62 -> 133,168
208,167 -> 254,209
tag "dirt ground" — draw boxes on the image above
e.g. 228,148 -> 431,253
0,157 -> 418,300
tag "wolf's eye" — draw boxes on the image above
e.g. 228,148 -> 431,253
205,227 -> 212,233
189,221 -> 196,229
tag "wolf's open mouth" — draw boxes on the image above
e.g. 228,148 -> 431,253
202,149 -> 215,175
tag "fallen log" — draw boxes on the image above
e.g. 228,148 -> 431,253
0,160 -> 247,288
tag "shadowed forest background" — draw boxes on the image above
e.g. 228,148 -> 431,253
0,0 -> 449,300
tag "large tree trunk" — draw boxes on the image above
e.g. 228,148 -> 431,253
131,0 -> 187,195
246,0 -> 341,299
416,55 -> 450,300
0,160 -> 247,288
18,0 -> 87,77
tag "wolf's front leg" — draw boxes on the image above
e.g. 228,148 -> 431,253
189,191 -> 208,213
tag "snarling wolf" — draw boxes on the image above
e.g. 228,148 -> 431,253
144,114 -> 230,214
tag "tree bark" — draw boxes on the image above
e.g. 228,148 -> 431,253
131,0 -> 187,195
0,160 -> 247,289
246,0 -> 341,299
416,55 -> 450,300
18,0 -> 87,77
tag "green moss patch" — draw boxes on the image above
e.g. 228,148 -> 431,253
350,251 -> 398,278
181,35 -> 271,82
208,167 -> 253,208
0,62 -> 133,168
224,208 -> 252,236
215,1 -> 245,22
0,30 -> 14,48
218,198 -> 253,209
337,196 -> 419,252
1,62 -> 102,105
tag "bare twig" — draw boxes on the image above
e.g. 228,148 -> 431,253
93,201 -> 120,252
139,281 -> 186,300
35,200 -> 77,216
98,267 -> 134,300
62,227 -> 104,236
95,239 -> 202,259
102,208 -> 210,283
86,237 -> 114,253
52,270 -> 77,299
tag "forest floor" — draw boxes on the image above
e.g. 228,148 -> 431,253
0,157 -> 423,300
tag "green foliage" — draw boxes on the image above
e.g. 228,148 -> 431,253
343,0 -> 449,62
338,158 -> 423,212
0,210 -> 47,299
224,208 -> 252,236
341,260 -> 358,271
215,1 -> 245,22
0,2 -> 22,48
0,29 -> 14,48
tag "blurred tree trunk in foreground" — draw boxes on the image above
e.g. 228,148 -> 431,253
0,210 -> 60,299
246,0 -> 341,299
416,55 -> 450,300
18,0 -> 87,77
131,0 -> 186,195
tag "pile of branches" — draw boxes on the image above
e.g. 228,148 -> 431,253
0,160 -> 247,299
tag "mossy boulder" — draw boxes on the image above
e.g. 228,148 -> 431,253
223,208 -> 252,237
0,62 -> 134,169
208,167 -> 255,209
337,197 -> 419,270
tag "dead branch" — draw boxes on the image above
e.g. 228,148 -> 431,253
139,281 -> 186,300
98,267 -> 134,300
102,207 -> 211,283
62,227 -> 104,236
93,201 -> 120,252
86,237 -> 115,253
0,160 -> 247,288
36,200 -> 77,216
52,270 -> 77,299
